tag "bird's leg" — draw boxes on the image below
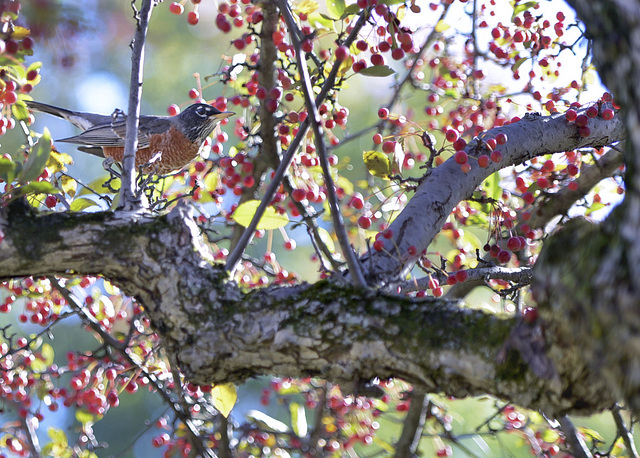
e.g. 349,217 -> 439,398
102,157 -> 123,193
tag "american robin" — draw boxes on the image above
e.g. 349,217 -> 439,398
26,101 -> 234,174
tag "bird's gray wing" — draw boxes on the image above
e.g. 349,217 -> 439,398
57,116 -> 175,149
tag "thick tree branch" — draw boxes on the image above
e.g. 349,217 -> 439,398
0,199 -> 620,417
363,108 -> 625,286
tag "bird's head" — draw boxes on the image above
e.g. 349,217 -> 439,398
178,103 -> 234,143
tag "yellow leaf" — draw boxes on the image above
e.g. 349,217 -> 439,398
11,26 -> 30,39
363,150 -> 391,178
60,176 -> 77,197
435,20 -> 450,33
211,383 -> 237,418
233,200 -> 290,230
297,0 -> 319,15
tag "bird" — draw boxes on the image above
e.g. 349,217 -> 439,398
26,100 -> 234,174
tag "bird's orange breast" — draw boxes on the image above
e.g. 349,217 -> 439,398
102,126 -> 201,174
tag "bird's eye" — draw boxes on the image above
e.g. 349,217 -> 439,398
195,106 -> 207,117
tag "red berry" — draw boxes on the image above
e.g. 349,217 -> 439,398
485,138 -> 497,150
455,270 -> 468,283
601,108 -> 614,120
454,151 -> 468,164
167,104 -> 180,116
522,306 -> 538,323
370,53 -> 385,66
565,109 -> 577,122
292,189 -> 306,202
537,177 -> 549,189
586,106 -> 598,118
445,129 -> 458,143
373,239 -> 385,251
497,249 -> 511,264
452,138 -> 466,150
358,215 -> 372,229
575,114 -> 588,127
187,11 -> 199,25
352,60 -> 367,73
170,2 -> 184,14
566,164 -> 579,176
391,47 -> 405,60
335,45 -> 349,61
578,126 -> 591,137
382,140 -> 396,154
378,108 -> 389,119
350,194 -> 364,209
495,133 -> 507,145
490,150 -> 503,163
45,195 -> 57,209
506,236 -> 522,251
478,154 -> 490,168
284,239 -> 296,250
522,192 -> 535,204
372,133 -> 383,145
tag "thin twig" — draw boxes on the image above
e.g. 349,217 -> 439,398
394,390 -> 430,457
119,0 -> 155,210
612,404 -> 639,458
278,0 -> 367,287
558,415 -> 592,458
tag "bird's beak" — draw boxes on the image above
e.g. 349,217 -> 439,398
214,111 -> 235,119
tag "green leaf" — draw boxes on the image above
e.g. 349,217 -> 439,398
326,0 -> 345,18
317,227 -> 335,252
512,56 -> 527,73
12,99 -> 30,120
20,127 -> 52,183
70,198 -> 100,212
290,402 -> 308,437
357,65 -> 395,77
341,4 -> 361,18
13,181 -> 59,198
482,172 -> 501,201
363,150 -> 391,178
0,158 -> 16,184
511,0 -> 538,18
233,200 -> 289,230
585,201 -> 605,216
307,12 -> 335,31
211,383 -> 237,418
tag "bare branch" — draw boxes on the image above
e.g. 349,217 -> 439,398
278,0 -> 367,287
225,7 -> 370,273
119,0 -> 155,210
